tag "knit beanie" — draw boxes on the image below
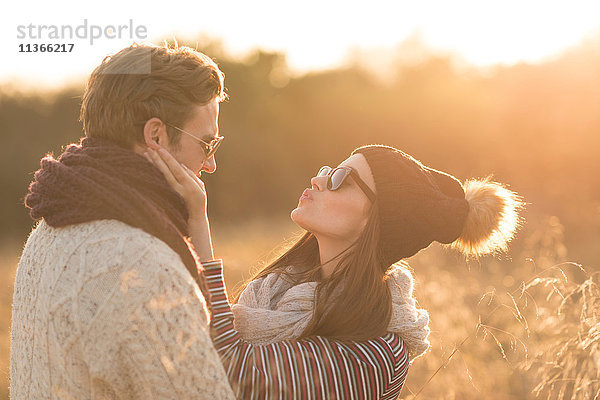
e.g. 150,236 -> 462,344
351,144 -> 471,266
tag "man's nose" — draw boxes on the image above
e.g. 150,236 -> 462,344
201,156 -> 217,173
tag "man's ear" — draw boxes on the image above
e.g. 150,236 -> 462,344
143,117 -> 167,150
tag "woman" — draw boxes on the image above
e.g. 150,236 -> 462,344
144,143 -> 524,399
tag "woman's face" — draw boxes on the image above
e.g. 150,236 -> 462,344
291,153 -> 376,243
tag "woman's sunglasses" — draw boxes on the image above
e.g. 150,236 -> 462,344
317,166 -> 377,203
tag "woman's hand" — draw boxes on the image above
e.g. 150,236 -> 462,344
144,146 -> 215,262
144,146 -> 207,219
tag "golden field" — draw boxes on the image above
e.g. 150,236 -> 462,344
1,211 -> 597,399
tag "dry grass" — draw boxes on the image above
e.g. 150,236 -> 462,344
1,215 -> 597,399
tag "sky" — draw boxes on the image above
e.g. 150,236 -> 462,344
2,0 -> 600,91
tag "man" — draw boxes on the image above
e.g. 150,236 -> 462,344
11,43 -> 235,399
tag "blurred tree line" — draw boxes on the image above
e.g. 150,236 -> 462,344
1,36 -> 598,264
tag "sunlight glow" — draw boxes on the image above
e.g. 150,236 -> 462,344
1,0 -> 599,90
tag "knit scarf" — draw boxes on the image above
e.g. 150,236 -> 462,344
232,265 -> 431,361
24,136 -> 209,300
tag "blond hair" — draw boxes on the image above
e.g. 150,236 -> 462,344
79,42 -> 227,149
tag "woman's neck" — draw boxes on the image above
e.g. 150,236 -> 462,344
314,234 -> 354,279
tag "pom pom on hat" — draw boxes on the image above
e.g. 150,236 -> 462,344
444,175 -> 525,259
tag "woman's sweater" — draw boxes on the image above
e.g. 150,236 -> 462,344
203,260 -> 411,399
10,219 -> 235,399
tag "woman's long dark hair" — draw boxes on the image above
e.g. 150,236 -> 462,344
233,202 -> 393,342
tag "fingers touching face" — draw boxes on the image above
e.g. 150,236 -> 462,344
144,147 -> 196,189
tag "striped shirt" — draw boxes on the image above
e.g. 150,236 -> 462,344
203,259 -> 410,399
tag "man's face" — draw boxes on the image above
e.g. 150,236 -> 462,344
135,98 -> 220,176
167,99 -> 220,177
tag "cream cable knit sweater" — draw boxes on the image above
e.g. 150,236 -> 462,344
10,219 -> 235,399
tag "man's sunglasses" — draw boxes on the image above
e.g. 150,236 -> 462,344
136,120 -> 224,159
164,123 -> 224,159
317,166 -> 377,203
